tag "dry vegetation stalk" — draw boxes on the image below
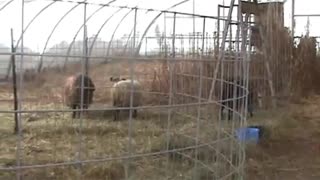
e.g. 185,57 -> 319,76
292,36 -> 320,97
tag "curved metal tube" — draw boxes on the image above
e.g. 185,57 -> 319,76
15,1 -> 56,48
129,0 -> 191,55
3,0 -> 15,80
122,28 -> 134,55
168,0 -> 190,9
5,1 -> 56,78
87,8 -> 123,57
64,0 -> 119,66
37,3 -> 80,72
103,0 -> 144,55
135,13 -> 162,55
122,9 -> 152,55
64,5 -> 106,67
0,0 -> 14,12
105,8 -> 134,57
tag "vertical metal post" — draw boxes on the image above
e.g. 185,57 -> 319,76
209,0 -> 236,101
172,13 -> 177,58
126,7 -> 137,180
242,5 -> 252,180
211,1 -> 236,179
292,0 -> 295,37
229,4 -> 243,178
5,56 -> 12,80
192,0 -> 196,57
234,3 -> 242,178
11,29 -> 18,134
205,32 -> 208,56
217,5 -> 221,53
238,2 -> 252,178
145,38 -> 147,56
165,12 -> 176,178
197,32 -> 199,55
159,36 -> 162,56
229,21 -> 233,51
84,25 -> 89,76
223,0 -> 226,30
16,0 -> 25,179
132,9 -> 137,55
76,3 -> 87,179
193,17 -> 205,179
239,1 -> 248,109
164,12 -> 167,58
201,18 -> 206,57
180,34 -> 183,56
241,14 -> 249,54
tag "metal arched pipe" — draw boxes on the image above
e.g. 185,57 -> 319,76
0,0 -> 14,12
105,8 -> 134,59
64,0 -> 119,68
5,1 -> 56,79
15,1 -> 56,48
37,3 -> 80,73
121,0 -> 185,54
135,13 -> 162,55
135,0 -> 190,55
122,28 -> 134,55
87,8 -> 123,58
63,5 -> 106,69
121,9 -> 155,55
122,10 -> 157,55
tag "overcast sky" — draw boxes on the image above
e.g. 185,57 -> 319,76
0,0 -> 319,51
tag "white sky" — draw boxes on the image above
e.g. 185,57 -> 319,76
0,0 -> 319,51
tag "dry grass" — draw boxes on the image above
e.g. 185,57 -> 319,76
246,95 -> 320,180
151,56 -> 229,106
0,103 -> 236,179
1,46 -> 320,179
0,60 -> 241,180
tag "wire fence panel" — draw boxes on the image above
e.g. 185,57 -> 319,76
0,0 -> 251,179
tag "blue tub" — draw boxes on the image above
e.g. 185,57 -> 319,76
236,127 -> 261,143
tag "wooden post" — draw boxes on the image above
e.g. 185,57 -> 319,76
208,0 -> 236,101
10,29 -> 18,134
5,57 -> 12,80
257,23 -> 277,108
259,4 -> 277,108
243,1 -> 282,109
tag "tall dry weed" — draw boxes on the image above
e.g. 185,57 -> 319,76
292,36 -> 320,97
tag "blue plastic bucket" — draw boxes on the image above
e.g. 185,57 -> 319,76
236,127 -> 260,143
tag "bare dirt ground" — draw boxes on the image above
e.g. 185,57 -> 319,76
246,96 -> 320,180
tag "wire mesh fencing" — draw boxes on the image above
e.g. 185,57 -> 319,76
0,0 -> 251,179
